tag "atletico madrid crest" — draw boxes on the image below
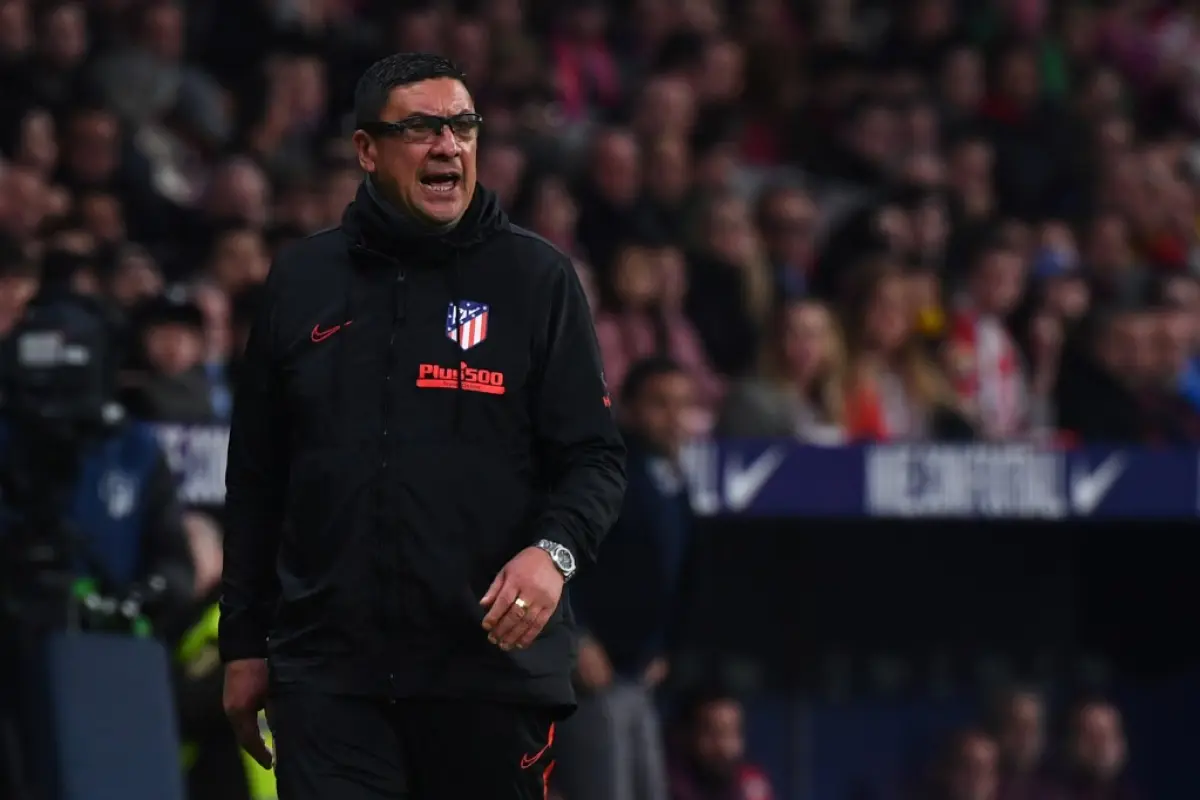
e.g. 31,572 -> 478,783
446,300 -> 490,351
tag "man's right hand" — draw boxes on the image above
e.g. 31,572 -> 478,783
223,658 -> 273,769
576,636 -> 613,690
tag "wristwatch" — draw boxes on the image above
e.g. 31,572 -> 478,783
535,539 -> 577,581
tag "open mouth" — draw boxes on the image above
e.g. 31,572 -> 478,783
420,172 -> 461,194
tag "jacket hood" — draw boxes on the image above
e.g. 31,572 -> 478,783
341,178 -> 508,265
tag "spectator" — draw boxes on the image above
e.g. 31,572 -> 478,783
667,687 -> 775,800
841,258 -> 971,441
594,237 -> 721,425
558,357 -> 693,800
988,687 -> 1057,800
1056,304 -> 1160,442
944,239 -> 1033,439
0,235 -> 37,337
1054,698 -> 1142,800
577,127 -> 649,275
919,728 -> 1000,800
519,171 -> 581,255
717,299 -> 847,443
203,223 -> 269,297
755,183 -> 819,302
686,192 -> 773,376
104,243 -> 163,315
120,288 -> 217,423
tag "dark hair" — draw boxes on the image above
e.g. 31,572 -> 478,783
983,684 -> 1043,734
671,684 -> 739,732
354,53 -> 468,127
1061,694 -> 1119,741
620,356 -> 684,406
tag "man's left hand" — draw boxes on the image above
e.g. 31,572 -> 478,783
480,547 -> 564,651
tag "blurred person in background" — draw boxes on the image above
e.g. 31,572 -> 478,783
203,223 -> 270,297
102,243 -> 163,318
918,728 -> 999,800
667,687 -> 775,800
945,239 -> 1033,439
717,298 -> 847,443
755,183 -> 819,303
558,357 -> 695,800
190,281 -> 234,421
1079,209 -> 1143,304
577,127 -> 650,276
0,290 -> 195,631
1141,296 -> 1200,439
1056,303 -> 1180,443
988,687 -> 1056,800
1053,698 -> 1141,800
120,287 -> 217,424
594,234 -> 721,418
0,235 -> 38,337
513,170 -> 582,255
842,258 -> 972,441
686,192 -> 773,377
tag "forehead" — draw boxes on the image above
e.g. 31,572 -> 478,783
382,78 -> 473,119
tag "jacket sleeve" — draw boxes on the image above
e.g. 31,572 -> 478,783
530,258 -> 627,567
219,271 -> 286,662
140,451 -> 195,627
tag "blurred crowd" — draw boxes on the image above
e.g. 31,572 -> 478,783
5,0 -> 1200,447
0,0 -> 1188,798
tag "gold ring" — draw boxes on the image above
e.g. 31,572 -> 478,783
513,597 -> 529,615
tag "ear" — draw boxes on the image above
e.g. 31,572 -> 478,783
352,130 -> 377,174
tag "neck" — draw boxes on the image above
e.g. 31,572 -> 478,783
366,175 -> 459,234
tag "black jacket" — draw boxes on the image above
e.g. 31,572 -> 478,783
218,182 -> 626,711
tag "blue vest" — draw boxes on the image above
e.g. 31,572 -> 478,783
0,420 -> 164,589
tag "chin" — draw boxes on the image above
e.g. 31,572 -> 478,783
417,201 -> 467,225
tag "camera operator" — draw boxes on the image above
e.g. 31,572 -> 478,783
0,289 -> 194,797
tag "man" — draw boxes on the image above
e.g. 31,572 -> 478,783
987,687 -> 1056,800
219,53 -> 626,800
924,729 -> 1000,800
666,688 -> 775,800
556,358 -> 694,800
1053,698 -> 1141,800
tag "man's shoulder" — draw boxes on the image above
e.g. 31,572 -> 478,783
263,227 -> 351,302
273,227 -> 348,270
494,224 -> 573,278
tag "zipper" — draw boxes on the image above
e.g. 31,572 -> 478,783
376,263 -> 407,688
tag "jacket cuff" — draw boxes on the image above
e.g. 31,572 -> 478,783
218,617 -> 269,662
532,527 -> 585,574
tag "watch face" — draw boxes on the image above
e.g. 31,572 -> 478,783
556,548 -> 576,572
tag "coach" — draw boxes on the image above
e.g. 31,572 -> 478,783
219,53 -> 626,799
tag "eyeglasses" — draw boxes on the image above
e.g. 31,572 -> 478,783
359,113 -> 484,144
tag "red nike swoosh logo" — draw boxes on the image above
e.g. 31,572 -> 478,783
311,321 -> 352,342
519,722 -> 555,770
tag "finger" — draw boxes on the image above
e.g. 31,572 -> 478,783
496,605 -> 536,650
490,600 -> 530,647
515,608 -> 552,649
232,713 -> 273,769
482,583 -> 518,631
480,571 -> 505,606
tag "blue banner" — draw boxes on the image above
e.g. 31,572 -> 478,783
679,440 -> 1200,518
151,424 -> 1200,519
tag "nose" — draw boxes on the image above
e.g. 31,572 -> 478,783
429,125 -> 460,157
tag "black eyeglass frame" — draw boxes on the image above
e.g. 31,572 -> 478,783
357,113 -> 484,142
